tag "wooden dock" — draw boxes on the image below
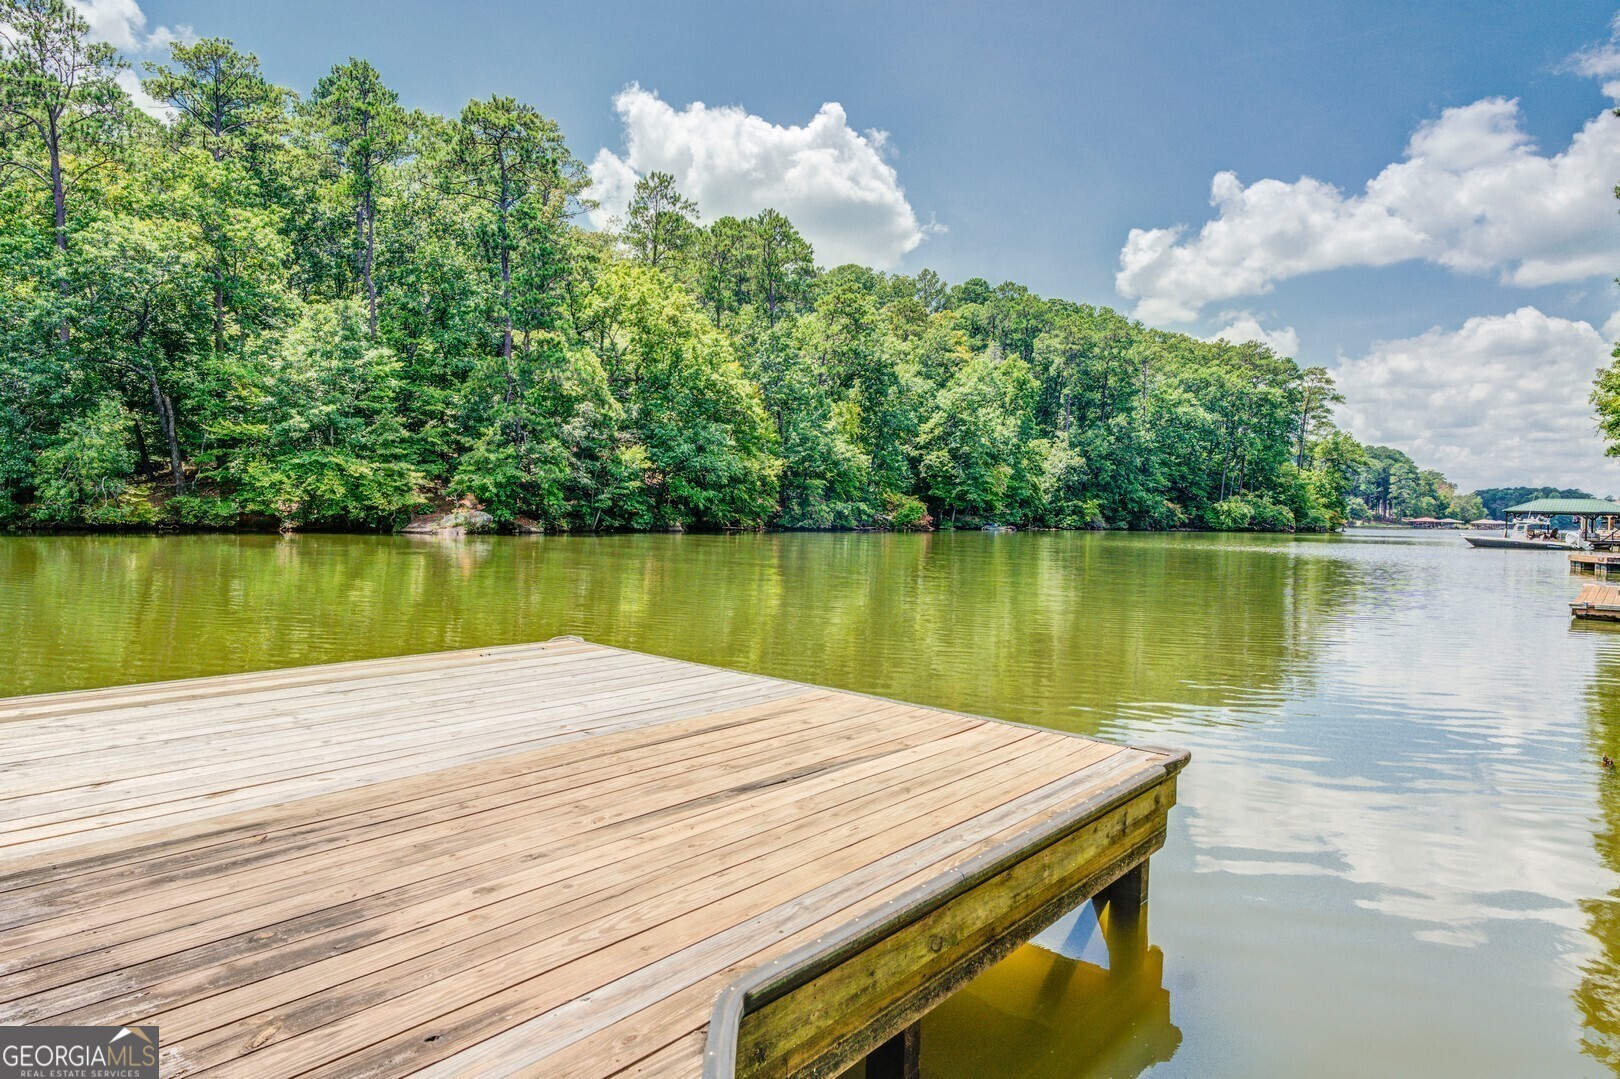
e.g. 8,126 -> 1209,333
1571,551 -> 1620,578
1572,582 -> 1620,621
0,639 -> 1186,1078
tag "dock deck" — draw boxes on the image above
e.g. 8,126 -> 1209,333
0,639 -> 1185,1077
1572,582 -> 1620,621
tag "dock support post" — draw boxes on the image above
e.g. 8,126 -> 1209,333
1096,858 -> 1149,918
865,1021 -> 921,1079
1093,858 -> 1149,972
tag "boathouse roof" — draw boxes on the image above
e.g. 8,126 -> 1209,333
1504,498 -> 1620,516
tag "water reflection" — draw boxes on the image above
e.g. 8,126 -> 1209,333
1110,533 -> 1617,1076
837,897 -> 1178,1079
0,531 -> 1358,732
4,531 -> 1620,1075
924,903 -> 1179,1079
1578,623 -> 1620,1069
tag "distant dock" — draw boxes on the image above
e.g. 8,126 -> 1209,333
1572,551 -> 1620,579
0,639 -> 1186,1077
1569,553 -> 1620,621
1572,583 -> 1620,622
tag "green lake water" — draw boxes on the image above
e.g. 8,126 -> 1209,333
2,528 -> 1618,1076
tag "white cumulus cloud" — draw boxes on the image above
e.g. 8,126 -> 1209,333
1205,312 -> 1301,358
69,0 -> 190,117
71,0 -> 186,53
1116,97 -> 1620,323
111,71 -> 165,117
1334,306 -> 1620,493
588,86 -> 931,269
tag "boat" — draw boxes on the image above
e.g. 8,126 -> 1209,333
1464,516 -> 1585,550
1465,499 -> 1620,551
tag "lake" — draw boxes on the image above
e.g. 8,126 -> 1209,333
1,528 -> 1616,1077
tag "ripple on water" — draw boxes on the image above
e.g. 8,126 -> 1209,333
3,529 -> 1619,1077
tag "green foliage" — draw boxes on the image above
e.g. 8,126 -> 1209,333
1300,430 -> 1366,530
585,262 -> 780,527
164,494 -> 240,527
0,12 -> 1458,535
623,171 -> 697,270
142,38 -> 288,164
1474,485 -> 1595,519
1350,445 -> 1461,521
1038,438 -> 1104,529
303,57 -> 407,332
1207,497 -> 1253,531
212,301 -> 425,526
1210,494 -> 1294,532
448,433 -> 529,522
1447,492 -> 1487,522
882,492 -> 930,531
755,317 -> 870,528
0,0 -> 130,247
1249,497 -> 1297,532
1594,346 -> 1620,472
918,354 -> 1038,522
29,397 -> 137,523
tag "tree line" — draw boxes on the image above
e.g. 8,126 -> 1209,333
0,1 -> 1451,533
1345,446 -> 1488,523
1473,486 -> 1595,520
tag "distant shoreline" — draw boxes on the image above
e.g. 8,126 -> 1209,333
3,521 -> 1358,538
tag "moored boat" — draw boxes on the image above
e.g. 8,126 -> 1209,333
1464,515 -> 1584,550
1464,499 -> 1620,551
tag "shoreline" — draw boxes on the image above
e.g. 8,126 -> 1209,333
1,521 -> 1353,538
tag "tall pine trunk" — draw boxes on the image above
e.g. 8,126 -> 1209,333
213,263 -> 226,355
49,126 -> 68,344
500,231 -> 513,361
360,195 -> 378,336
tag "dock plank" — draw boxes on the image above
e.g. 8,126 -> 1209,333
0,699 -> 929,964
1572,582 -> 1620,620
144,732 -> 1071,1075
17,712 -> 992,1029
0,639 -> 1185,1078
0,692 -> 854,915
437,750 -> 1158,1079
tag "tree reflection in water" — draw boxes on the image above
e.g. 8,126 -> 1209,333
14,531 -> 1618,1074
1576,622 -> 1620,1070
914,896 -> 1180,1078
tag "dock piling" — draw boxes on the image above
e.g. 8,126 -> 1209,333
1097,859 -> 1149,916
865,1022 -> 922,1079
1095,860 -> 1151,973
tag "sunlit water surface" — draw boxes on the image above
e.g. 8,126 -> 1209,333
2,529 -> 1618,1077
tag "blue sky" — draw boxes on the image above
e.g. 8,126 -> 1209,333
97,0 -> 1620,492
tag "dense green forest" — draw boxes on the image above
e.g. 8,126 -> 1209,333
1474,486 -> 1595,519
1346,446 -> 1487,523
1,2 -> 1456,534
